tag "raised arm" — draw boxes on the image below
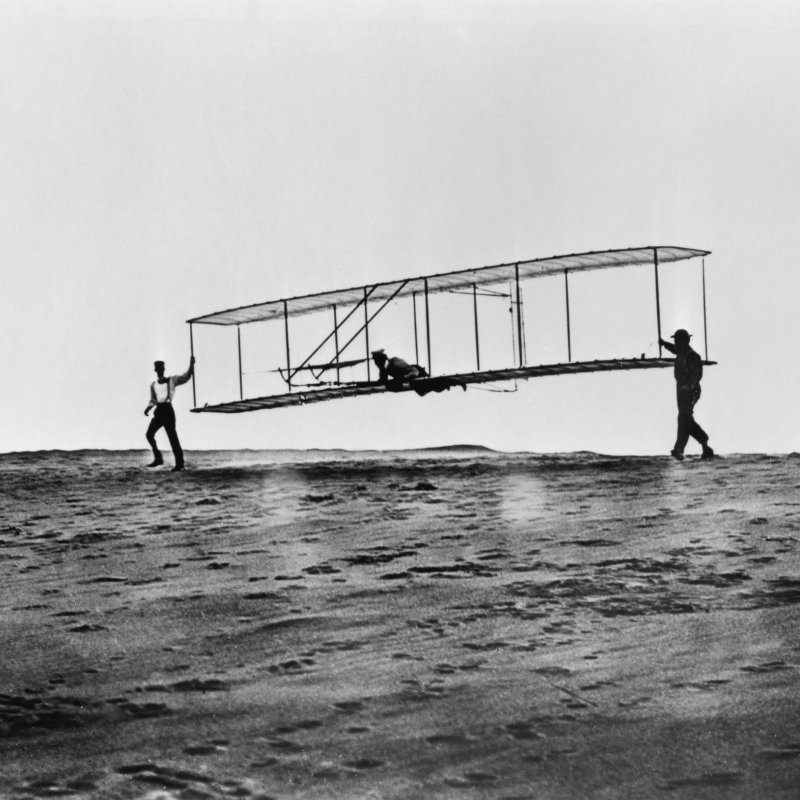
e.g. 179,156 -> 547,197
173,356 -> 196,387
659,338 -> 678,355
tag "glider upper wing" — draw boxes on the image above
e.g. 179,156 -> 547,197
187,246 -> 710,327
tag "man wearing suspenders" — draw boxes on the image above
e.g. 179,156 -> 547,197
145,357 -> 195,471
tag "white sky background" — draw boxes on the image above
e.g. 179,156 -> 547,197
1,0 -> 799,455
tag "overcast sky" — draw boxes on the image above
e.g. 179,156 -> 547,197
2,0 -> 799,455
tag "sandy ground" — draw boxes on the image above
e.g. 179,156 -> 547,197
1,449 -> 800,799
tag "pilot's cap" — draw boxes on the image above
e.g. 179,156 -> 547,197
154,360 -> 165,369
670,329 -> 691,342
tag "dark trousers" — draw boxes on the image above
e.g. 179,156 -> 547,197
146,403 -> 184,467
674,387 -> 708,454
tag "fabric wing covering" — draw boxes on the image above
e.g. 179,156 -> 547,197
188,245 -> 709,326
192,357 -> 716,413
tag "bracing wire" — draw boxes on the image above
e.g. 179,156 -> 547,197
509,281 -> 517,366
448,288 -> 510,298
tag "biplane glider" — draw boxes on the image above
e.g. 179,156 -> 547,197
187,246 -> 714,413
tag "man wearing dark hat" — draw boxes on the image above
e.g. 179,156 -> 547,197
144,356 -> 195,471
659,330 -> 714,461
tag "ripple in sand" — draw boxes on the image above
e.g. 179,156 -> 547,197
14,776 -> 102,796
743,577 -> 800,608
184,742 -> 228,756
0,693 -> 103,735
657,771 -> 744,790
171,677 -> 230,691
740,661 -> 794,674
445,772 -> 499,787
427,732 -> 474,745
758,744 -> 800,759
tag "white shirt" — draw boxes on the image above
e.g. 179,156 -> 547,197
146,367 -> 193,411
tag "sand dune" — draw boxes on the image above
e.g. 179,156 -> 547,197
1,450 -> 799,798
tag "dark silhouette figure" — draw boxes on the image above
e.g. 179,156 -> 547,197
371,350 -> 428,389
659,330 -> 714,461
145,357 -> 194,471
370,349 -> 466,396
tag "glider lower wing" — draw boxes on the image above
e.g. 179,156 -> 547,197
191,357 -> 713,413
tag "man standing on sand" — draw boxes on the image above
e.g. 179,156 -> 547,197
145,357 -> 195,471
659,329 -> 714,461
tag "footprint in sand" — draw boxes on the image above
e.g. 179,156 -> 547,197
250,756 -> 280,769
741,661 -> 794,674
267,657 -> 316,674
380,570 -> 413,580
682,678 -> 733,692
561,699 -> 590,709
69,623 -> 109,633
118,762 -> 250,794
579,680 -> 616,691
504,721 -> 545,741
274,719 -> 323,734
333,699 -> 368,714
266,737 -> 305,753
302,493 -> 336,503
243,590 -> 287,600
462,640 -> 512,652
171,677 -> 230,691
295,718 -> 324,730
81,575 -> 129,585
1,692 -> 104,733
103,693 -> 170,717
391,652 -> 425,661
342,758 -> 385,770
